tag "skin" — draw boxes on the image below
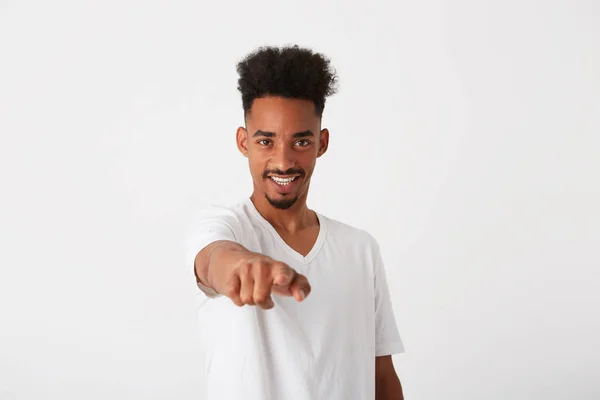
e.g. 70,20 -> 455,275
194,96 -> 320,309
236,96 -> 328,236
233,95 -> 404,399
376,355 -> 405,399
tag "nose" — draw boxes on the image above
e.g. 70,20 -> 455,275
271,143 -> 296,172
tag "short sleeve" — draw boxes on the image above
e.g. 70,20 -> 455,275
373,240 -> 405,356
183,205 -> 242,298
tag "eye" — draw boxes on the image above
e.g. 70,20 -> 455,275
296,140 -> 311,147
257,139 -> 272,146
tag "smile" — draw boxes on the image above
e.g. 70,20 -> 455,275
270,176 -> 297,186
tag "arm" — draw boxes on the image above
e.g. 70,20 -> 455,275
194,240 -> 248,291
370,237 -> 405,398
375,355 -> 404,400
193,240 -> 311,307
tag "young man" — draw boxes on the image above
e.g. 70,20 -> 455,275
184,45 -> 405,400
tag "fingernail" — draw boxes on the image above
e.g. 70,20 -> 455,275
299,290 -> 306,300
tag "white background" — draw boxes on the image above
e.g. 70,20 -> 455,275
1,0 -> 599,399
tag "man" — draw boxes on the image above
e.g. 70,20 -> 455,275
184,45 -> 405,400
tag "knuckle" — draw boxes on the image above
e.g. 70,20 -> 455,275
239,262 -> 253,275
272,262 -> 288,274
232,298 -> 244,307
240,294 -> 254,305
223,285 -> 238,298
254,293 -> 268,304
255,259 -> 270,269
253,260 -> 273,278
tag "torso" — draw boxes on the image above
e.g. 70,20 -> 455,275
189,198 -> 404,400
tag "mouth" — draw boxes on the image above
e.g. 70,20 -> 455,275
267,175 -> 301,194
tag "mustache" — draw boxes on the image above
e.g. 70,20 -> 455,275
263,169 -> 304,178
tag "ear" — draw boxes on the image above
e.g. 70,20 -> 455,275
317,128 -> 329,158
236,126 -> 249,157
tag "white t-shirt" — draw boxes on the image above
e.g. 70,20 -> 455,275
183,198 -> 404,400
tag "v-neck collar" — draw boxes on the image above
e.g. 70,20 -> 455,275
245,197 -> 327,264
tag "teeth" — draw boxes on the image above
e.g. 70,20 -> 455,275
271,176 -> 296,185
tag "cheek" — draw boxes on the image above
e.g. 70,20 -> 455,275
304,167 -> 315,181
302,157 -> 317,175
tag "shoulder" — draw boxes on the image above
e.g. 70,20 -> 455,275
319,213 -> 380,251
190,199 -> 251,224
186,199 -> 254,237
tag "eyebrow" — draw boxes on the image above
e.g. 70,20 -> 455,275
252,130 -> 315,138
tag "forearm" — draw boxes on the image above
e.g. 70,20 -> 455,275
376,372 -> 404,400
194,240 -> 249,291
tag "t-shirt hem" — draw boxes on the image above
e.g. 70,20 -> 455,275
375,341 -> 405,357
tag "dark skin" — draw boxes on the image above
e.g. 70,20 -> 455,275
235,96 -> 404,399
377,355 -> 405,400
236,96 -> 326,240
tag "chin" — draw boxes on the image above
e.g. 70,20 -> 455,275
265,193 -> 299,210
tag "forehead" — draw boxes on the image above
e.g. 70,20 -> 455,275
246,96 -> 320,134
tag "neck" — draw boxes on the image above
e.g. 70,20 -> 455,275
249,191 -> 315,234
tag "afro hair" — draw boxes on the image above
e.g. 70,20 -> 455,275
236,45 -> 339,118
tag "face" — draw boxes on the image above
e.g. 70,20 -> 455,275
236,96 -> 329,210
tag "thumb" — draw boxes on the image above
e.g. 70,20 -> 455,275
272,263 -> 297,287
289,273 -> 311,302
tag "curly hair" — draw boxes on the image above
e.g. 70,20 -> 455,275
236,45 -> 339,118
